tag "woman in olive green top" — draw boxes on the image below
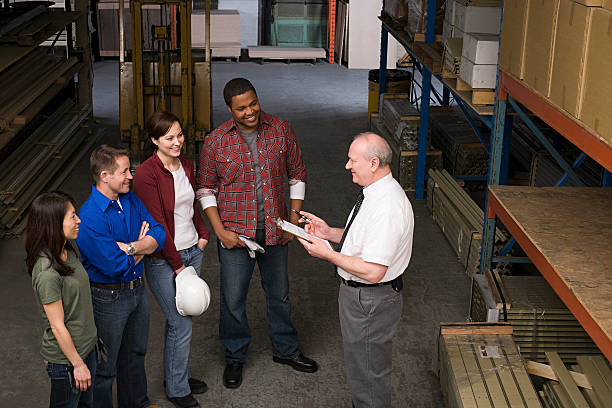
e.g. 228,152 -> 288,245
26,191 -> 98,408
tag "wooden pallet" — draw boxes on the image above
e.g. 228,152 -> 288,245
412,42 -> 443,74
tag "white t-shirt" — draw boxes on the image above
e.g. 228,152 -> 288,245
172,164 -> 199,251
338,172 -> 414,284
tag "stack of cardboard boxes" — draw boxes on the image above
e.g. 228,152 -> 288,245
500,0 -> 612,146
442,0 -> 502,88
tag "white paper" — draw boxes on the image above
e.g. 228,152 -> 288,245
478,345 -> 500,359
275,218 -> 333,250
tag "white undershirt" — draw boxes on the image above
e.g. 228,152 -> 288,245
338,173 -> 415,283
172,163 -> 198,251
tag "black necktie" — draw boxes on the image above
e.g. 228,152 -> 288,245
339,190 -> 364,250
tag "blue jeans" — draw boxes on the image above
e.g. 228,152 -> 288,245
46,348 -> 97,408
91,283 -> 150,408
144,244 -> 203,398
218,229 -> 299,363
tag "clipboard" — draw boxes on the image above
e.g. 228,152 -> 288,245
274,218 -> 333,250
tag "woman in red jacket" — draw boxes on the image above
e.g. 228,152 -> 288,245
134,111 -> 210,408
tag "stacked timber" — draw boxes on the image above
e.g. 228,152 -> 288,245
0,101 -> 98,237
438,322 -> 542,408
429,108 -> 489,177
378,93 -> 422,150
427,169 -> 507,276
538,353 -> 612,408
0,48 -> 79,149
370,112 -> 442,191
470,274 -> 601,364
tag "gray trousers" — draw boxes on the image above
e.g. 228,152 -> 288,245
339,282 -> 403,408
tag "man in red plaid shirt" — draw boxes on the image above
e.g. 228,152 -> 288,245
196,78 -> 318,389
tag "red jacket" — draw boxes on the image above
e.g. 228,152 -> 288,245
134,153 -> 210,270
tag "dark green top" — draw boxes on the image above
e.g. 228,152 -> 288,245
31,250 -> 97,364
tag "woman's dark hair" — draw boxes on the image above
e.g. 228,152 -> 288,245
144,110 -> 182,157
25,191 -> 76,276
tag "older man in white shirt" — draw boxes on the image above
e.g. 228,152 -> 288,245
297,132 -> 414,408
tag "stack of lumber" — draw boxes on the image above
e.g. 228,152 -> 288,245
0,101 -> 97,237
443,37 -> 462,76
429,108 -> 489,177
471,274 -> 601,363
537,353 -> 612,408
378,93 -> 421,150
427,168 -> 507,276
511,118 -> 602,187
438,322 -> 542,408
370,113 -> 442,191
191,10 -> 241,59
0,48 -> 79,150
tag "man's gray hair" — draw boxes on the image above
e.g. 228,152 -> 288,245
353,132 -> 392,167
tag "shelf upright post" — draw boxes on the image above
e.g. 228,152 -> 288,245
480,89 -> 509,274
603,170 -> 612,187
378,2 -> 388,98
500,114 -> 513,185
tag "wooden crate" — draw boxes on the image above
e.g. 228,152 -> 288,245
438,322 -> 542,408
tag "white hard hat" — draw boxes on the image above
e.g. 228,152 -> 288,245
175,266 -> 211,316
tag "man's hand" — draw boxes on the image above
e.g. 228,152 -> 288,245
117,221 -> 150,256
217,228 -> 246,249
298,211 -> 332,239
296,236 -> 334,261
73,362 -> 92,391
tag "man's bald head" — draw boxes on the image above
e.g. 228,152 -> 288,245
353,132 -> 392,168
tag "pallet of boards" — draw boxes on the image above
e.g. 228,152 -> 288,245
438,322 -> 543,408
378,93 -> 422,151
470,273 -> 602,364
427,168 -> 507,276
370,113 -> 442,191
538,353 -> 612,408
429,108 -> 489,177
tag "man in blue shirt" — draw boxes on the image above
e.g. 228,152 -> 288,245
76,144 -> 165,408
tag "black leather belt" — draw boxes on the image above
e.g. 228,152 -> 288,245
340,275 -> 402,288
90,276 -> 144,291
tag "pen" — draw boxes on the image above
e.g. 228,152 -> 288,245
291,209 -> 311,223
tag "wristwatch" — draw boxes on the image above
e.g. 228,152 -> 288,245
127,243 -> 136,256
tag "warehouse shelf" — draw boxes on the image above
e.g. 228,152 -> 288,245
378,10 -> 502,200
484,185 -> 612,362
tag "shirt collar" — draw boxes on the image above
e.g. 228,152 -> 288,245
363,172 -> 394,198
90,184 -> 123,212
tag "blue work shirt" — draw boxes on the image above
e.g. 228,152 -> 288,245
76,185 -> 165,283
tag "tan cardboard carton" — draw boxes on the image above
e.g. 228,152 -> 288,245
499,0 -> 529,79
523,0 -> 560,97
573,0 -> 603,5
549,0 -> 593,118
580,8 -> 612,145
604,0 -> 612,10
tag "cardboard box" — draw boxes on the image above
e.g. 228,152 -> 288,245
462,33 -> 499,65
460,56 -> 497,88
549,0 -> 592,118
454,3 -> 501,34
523,0 -> 560,97
454,26 -> 465,39
604,0 -> 612,10
499,0 -> 529,79
573,0 -> 603,5
580,8 -> 612,144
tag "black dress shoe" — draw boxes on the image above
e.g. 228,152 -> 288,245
188,377 -> 208,394
273,352 -> 318,373
163,378 -> 208,395
168,394 -> 199,408
223,362 -> 244,389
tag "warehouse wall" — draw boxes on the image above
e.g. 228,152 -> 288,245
218,0 -> 259,47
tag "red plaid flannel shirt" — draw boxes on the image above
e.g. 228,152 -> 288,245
197,112 -> 307,245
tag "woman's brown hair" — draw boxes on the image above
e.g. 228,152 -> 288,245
144,111 -> 182,157
25,191 -> 76,276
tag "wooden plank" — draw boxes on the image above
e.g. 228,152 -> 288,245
497,335 -> 543,408
472,89 -> 496,106
546,352 -> 590,408
573,364 -> 606,408
550,382 -> 577,408
485,269 -> 504,310
590,355 -> 612,395
526,361 -> 591,389
442,335 -> 479,408
484,334 -> 526,407
458,335 -> 494,408
577,356 -> 612,407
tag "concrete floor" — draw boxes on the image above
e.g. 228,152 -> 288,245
0,61 -> 470,407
